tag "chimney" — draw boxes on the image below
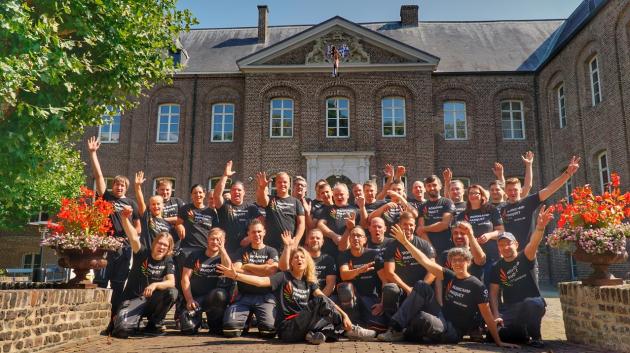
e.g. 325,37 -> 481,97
257,5 -> 268,44
400,5 -> 418,27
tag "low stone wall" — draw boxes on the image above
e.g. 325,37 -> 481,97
559,281 -> 630,353
0,289 -> 111,352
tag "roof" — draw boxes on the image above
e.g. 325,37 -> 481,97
177,8 -> 603,74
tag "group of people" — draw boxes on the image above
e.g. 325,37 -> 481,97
86,136 -> 581,347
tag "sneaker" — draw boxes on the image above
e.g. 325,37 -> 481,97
529,338 -> 545,348
143,322 -> 166,337
306,331 -> 326,345
377,328 -> 404,342
346,325 -> 377,341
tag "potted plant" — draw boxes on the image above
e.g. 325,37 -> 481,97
547,173 -> 630,285
42,186 -> 123,288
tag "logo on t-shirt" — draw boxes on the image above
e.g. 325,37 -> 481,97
329,208 -> 337,219
446,280 -> 454,294
193,259 -> 202,276
499,268 -> 511,287
141,259 -> 150,277
283,282 -> 294,309
394,248 -> 405,267
241,252 -> 250,264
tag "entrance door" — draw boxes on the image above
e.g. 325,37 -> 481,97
302,152 -> 374,198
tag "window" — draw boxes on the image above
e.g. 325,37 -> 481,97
557,84 -> 566,128
157,104 -> 180,143
98,107 -> 121,143
22,253 -> 41,269
589,56 -> 602,106
565,175 -> 574,201
93,177 -> 114,193
270,99 -> 293,138
208,177 -> 232,194
211,103 -> 234,142
443,101 -> 467,140
501,100 -> 525,140
326,98 -> 349,138
382,97 -> 405,137
598,151 -> 610,193
153,177 -> 176,197
28,211 -> 49,224
169,49 -> 182,66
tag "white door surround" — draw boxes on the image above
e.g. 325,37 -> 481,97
302,151 -> 374,198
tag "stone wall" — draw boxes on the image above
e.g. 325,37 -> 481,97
558,282 -> 630,352
0,289 -> 111,353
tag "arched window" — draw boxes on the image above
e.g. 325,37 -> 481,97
597,151 -> 610,193
382,97 -> 405,137
557,83 -> 566,128
270,98 -> 293,138
211,103 -> 235,142
589,56 -> 602,106
157,104 -> 180,143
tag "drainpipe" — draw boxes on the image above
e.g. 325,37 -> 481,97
188,77 -> 199,197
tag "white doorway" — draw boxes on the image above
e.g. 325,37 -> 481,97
302,152 -> 374,198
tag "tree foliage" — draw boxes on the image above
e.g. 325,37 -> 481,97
0,0 -> 195,229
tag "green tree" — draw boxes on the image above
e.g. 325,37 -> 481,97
0,0 -> 195,229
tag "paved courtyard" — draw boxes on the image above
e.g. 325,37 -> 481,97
43,297 -> 611,353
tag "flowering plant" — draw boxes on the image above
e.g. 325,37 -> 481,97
41,186 -> 124,251
547,173 -> 630,255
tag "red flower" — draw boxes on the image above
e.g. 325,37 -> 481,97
611,173 -> 620,188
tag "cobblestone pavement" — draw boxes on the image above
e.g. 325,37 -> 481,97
44,298 -> 610,353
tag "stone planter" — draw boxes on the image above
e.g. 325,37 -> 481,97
57,248 -> 108,288
573,245 -> 628,286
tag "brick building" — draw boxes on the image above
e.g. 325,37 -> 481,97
3,0 -> 628,284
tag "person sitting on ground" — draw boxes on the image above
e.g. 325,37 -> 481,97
489,205 -> 555,348
112,206 -> 177,338
180,228 -> 233,334
377,223 -> 518,348
218,241 -> 377,344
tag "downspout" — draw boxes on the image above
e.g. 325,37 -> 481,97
188,77 -> 199,195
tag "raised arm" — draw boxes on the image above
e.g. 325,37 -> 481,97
521,151 -> 534,197
355,196 -> 369,228
278,230 -> 295,272
255,171 -> 270,208
539,156 -> 580,201
339,261 -> 375,281
214,161 -> 236,209
217,263 -> 272,288
87,136 -> 106,195
524,205 -> 554,261
390,224 -> 444,281
459,221 -> 486,266
120,206 -> 141,253
336,212 -> 356,251
134,171 -> 147,215
492,162 -> 505,187
442,168 -> 452,198
376,164 -> 394,200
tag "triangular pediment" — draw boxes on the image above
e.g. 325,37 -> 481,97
237,16 -> 439,72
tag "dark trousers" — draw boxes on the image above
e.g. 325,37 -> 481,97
113,288 -> 178,336
223,292 -> 277,337
196,288 -> 229,332
336,282 -> 386,328
277,296 -> 344,343
499,296 -> 546,342
95,245 -> 132,314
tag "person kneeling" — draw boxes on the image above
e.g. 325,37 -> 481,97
112,206 -> 177,338
377,224 -> 517,348
218,234 -> 376,344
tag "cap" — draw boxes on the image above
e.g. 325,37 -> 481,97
497,232 -> 517,242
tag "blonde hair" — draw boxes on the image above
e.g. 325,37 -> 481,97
113,175 -> 130,188
505,177 -> 521,187
291,247 -> 317,284
152,232 -> 175,257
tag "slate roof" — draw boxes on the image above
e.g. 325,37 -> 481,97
177,0 -> 607,74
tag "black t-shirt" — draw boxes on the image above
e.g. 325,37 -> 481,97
384,236 -> 435,287
140,211 -> 176,250
442,268 -> 488,333
490,252 -> 541,304
311,201 -> 328,222
367,237 -> 395,256
407,199 -> 425,214
232,245 -> 279,295
453,201 -> 467,218
419,198 -> 456,255
102,191 -> 140,238
501,193 -> 542,248
178,204 -> 219,249
457,206 -> 503,261
381,201 -> 404,229
338,248 -> 380,297
365,200 -> 387,215
123,244 -> 175,300
217,201 -> 261,254
270,271 -> 319,321
312,254 -> 337,291
438,249 -> 483,281
163,197 -> 185,219
493,201 -> 507,213
264,196 -> 304,251
321,204 -> 360,257
184,250 -> 224,298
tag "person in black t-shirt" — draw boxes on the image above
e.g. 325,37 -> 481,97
112,207 -> 177,338
218,246 -> 377,344
213,161 -> 262,254
222,219 -> 279,338
377,224 -> 517,348
366,217 -> 394,254
177,184 -> 219,250
490,205 -> 554,348
337,227 -> 385,329
416,175 -> 455,255
442,169 -> 466,217
256,171 -> 306,252
381,211 -> 435,317
309,181 -> 334,230
87,136 -> 141,316
369,181 -> 418,229
361,180 -> 386,227
318,183 -> 359,258
408,180 -> 426,213
491,152 -> 535,204
180,228 -> 233,334
133,171 -> 177,250
155,178 -> 185,238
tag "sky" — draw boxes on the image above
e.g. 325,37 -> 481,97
176,0 -> 584,29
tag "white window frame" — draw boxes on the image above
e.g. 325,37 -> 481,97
211,103 -> 235,142
208,176 -> 232,194
326,98 -> 350,138
156,104 -> 180,143
153,177 -> 176,197
443,101 -> 467,140
22,253 -> 41,269
269,98 -> 294,138
98,107 -> 121,143
589,56 -> 602,106
93,177 -> 114,193
557,84 -> 566,128
381,97 -> 406,137
598,151 -> 610,193
501,100 -> 525,140
565,175 -> 574,199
